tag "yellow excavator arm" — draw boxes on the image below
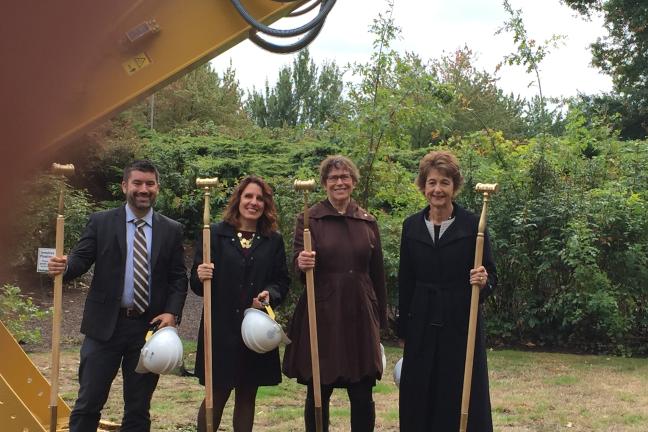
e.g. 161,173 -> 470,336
1,0 -> 312,154
0,0 -> 331,249
0,2 -> 334,430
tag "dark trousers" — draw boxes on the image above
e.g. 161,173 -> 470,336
305,380 -> 375,432
69,315 -> 159,432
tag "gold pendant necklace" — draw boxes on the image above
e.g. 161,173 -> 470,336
237,232 -> 254,249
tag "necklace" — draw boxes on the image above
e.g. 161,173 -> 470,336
428,205 -> 454,224
237,232 -> 254,249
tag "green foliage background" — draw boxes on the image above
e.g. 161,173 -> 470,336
6,2 -> 648,354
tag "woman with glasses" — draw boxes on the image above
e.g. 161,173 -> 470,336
283,155 -> 387,432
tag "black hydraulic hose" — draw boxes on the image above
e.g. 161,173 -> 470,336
248,21 -> 324,53
288,0 -> 322,17
229,0 -> 335,38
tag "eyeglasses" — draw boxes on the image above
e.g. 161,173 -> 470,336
326,174 -> 352,183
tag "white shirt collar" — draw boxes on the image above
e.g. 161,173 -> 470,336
125,205 -> 153,226
424,214 -> 455,242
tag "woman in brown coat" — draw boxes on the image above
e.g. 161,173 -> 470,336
283,155 -> 387,432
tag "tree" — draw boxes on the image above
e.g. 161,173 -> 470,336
133,62 -> 249,132
343,0 -> 453,206
267,67 -> 298,127
567,92 -> 647,140
246,48 -> 344,128
496,0 -> 565,134
430,46 -> 528,139
313,61 -> 345,127
563,0 -> 648,138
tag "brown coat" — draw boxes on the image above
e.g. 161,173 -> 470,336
282,199 -> 387,386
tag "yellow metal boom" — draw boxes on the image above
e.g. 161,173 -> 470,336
0,2 -> 320,430
1,0 -> 307,154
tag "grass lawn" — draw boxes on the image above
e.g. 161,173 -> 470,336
29,343 -> 648,431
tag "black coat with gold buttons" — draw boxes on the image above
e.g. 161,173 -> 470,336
190,221 -> 290,388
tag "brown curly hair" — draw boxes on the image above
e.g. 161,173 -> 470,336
415,150 -> 464,196
222,176 -> 278,236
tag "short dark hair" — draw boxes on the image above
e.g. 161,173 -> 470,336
123,160 -> 159,183
319,155 -> 360,186
222,175 -> 278,236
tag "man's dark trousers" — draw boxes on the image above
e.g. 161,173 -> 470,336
69,314 -> 159,431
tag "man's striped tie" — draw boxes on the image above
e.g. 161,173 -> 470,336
133,219 -> 149,314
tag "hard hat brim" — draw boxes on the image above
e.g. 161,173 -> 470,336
135,354 -> 149,374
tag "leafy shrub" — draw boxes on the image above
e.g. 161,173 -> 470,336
10,175 -> 94,270
0,284 -> 50,344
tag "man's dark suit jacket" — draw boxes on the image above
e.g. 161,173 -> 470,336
64,206 -> 188,341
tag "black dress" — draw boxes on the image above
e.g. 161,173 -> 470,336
397,204 -> 496,431
190,221 -> 290,388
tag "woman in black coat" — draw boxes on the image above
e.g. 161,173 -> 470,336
397,151 -> 496,431
190,175 -> 290,432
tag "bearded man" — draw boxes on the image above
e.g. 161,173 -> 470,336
48,159 -> 187,431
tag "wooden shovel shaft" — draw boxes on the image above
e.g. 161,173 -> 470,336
49,405 -> 58,432
294,180 -> 322,432
50,213 -> 64,432
202,188 -> 214,432
203,280 -> 214,432
459,193 -> 491,432
49,164 -> 74,432
304,229 -> 323,432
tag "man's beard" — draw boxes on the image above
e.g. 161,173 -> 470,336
128,193 -> 156,210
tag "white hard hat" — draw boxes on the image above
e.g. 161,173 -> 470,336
241,308 -> 290,354
135,326 -> 183,375
394,357 -> 403,388
380,343 -> 386,373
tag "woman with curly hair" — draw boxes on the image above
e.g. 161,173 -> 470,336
191,175 -> 290,431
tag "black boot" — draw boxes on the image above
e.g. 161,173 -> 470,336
197,399 -> 206,432
350,401 -> 375,432
305,397 -> 330,432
